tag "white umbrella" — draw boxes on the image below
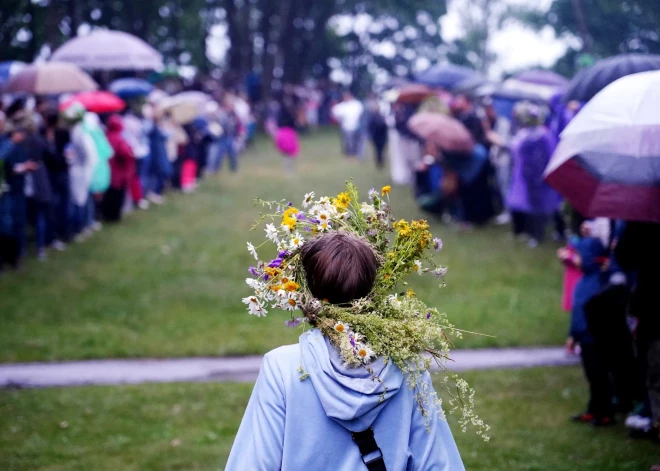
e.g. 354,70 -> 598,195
2,62 -> 97,95
51,30 -> 163,71
545,70 -> 660,223
158,92 -> 212,124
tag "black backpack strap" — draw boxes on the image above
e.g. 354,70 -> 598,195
351,427 -> 387,471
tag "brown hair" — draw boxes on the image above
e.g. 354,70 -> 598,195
301,232 -> 378,305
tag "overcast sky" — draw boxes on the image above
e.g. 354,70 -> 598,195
440,0 -> 578,77
206,0 -> 579,80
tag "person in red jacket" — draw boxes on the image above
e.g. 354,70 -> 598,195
103,114 -> 135,222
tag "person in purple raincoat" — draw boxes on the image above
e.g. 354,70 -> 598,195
507,101 -> 562,247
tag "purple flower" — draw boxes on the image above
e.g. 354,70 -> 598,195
426,312 -> 432,320
432,267 -> 448,279
296,212 -> 306,220
367,229 -> 378,237
285,318 -> 301,328
311,219 -> 320,224
278,250 -> 290,258
287,202 -> 293,207
433,238 -> 443,252
248,266 -> 259,277
304,227 -> 310,232
349,335 -> 356,347
268,258 -> 283,268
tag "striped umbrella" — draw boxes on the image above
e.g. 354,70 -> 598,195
545,71 -> 660,223
2,62 -> 97,95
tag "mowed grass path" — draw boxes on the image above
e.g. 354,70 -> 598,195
0,130 -> 566,362
1,367 -> 658,470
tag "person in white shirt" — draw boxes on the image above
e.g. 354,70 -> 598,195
331,91 -> 365,158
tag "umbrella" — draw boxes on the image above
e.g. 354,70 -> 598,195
562,53 -> 660,103
60,91 -> 125,114
497,71 -> 568,102
2,62 -> 97,95
51,30 -> 164,71
395,84 -> 435,104
158,91 -> 212,124
407,112 -> 475,153
415,63 -> 482,90
545,70 -> 660,223
0,61 -> 26,88
513,70 -> 569,87
109,78 -> 153,99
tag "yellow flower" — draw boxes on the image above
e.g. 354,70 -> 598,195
334,192 -> 351,210
381,185 -> 391,196
284,281 -> 300,292
394,219 -> 411,237
282,207 -> 299,220
407,289 -> 415,298
411,219 -> 429,230
287,298 -> 297,307
270,285 -> 282,292
264,267 -> 282,278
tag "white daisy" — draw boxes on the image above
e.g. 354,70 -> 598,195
317,221 -> 332,232
302,192 -> 315,208
290,233 -> 305,249
318,196 -> 331,206
333,321 -> 350,334
242,296 -> 268,317
355,343 -> 375,364
247,242 -> 258,260
317,210 -> 331,224
282,292 -> 299,311
281,222 -> 294,235
414,260 -> 423,275
265,224 -> 279,242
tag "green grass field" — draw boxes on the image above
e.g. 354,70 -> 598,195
0,130 -> 566,362
1,367 -> 657,471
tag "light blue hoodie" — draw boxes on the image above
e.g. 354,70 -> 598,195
225,329 -> 464,470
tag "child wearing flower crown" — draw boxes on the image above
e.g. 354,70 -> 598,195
225,231 -> 464,470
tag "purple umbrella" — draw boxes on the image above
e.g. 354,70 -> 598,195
513,70 -> 569,87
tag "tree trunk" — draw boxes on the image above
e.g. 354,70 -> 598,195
225,0 -> 243,73
570,0 -> 593,52
68,0 -> 80,37
259,0 -> 276,99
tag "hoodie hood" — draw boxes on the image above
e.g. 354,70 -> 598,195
106,114 -> 124,133
301,329 -> 404,432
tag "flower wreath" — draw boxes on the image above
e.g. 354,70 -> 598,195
243,181 -> 489,440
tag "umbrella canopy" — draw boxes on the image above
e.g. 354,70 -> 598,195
2,62 -> 97,95
415,63 -> 482,90
60,91 -> 125,114
407,112 -> 474,153
51,30 -> 164,71
513,70 -> 569,87
545,71 -> 660,223
562,53 -> 660,103
158,91 -> 212,124
109,78 -> 153,99
0,61 -> 26,88
395,84 -> 435,104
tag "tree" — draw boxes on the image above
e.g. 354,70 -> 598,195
511,0 -> 660,75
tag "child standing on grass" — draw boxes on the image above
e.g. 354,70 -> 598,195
559,219 -> 612,426
274,96 -> 299,175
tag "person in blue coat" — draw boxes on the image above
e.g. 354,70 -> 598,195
226,234 -> 464,470
561,219 -> 612,425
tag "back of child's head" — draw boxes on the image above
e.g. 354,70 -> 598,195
301,232 -> 378,305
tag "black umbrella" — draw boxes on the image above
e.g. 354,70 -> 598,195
415,63 -> 483,90
562,53 -> 660,103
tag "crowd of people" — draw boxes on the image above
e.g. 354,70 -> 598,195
0,88 -> 255,271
